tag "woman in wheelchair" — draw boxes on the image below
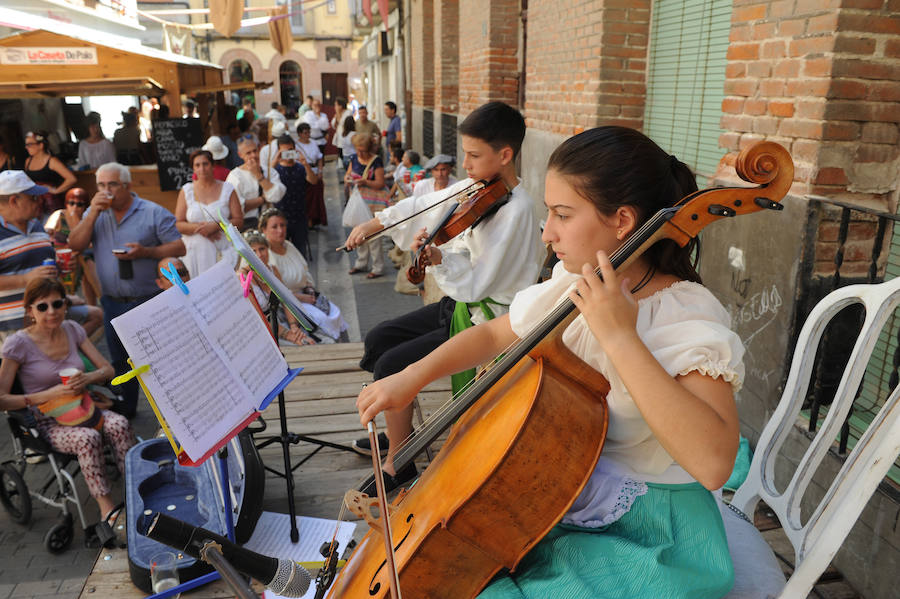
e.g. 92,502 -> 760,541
0,277 -> 134,524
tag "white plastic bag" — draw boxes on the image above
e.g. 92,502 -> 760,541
342,186 -> 373,227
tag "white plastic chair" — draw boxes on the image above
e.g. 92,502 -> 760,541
723,277 -> 900,599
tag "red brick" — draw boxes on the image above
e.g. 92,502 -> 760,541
803,58 -> 834,78
726,62 -> 747,78
730,24 -> 751,42
828,79 -> 869,99
727,43 -> 760,61
720,113 -> 754,132
856,144 -> 899,163
722,97 -> 745,114
837,13 -> 900,35
823,121 -> 860,140
808,13 -> 839,33
778,119 -> 824,139
733,4 -> 767,21
724,79 -> 758,96
751,21 -> 777,40
789,36 -> 835,57
745,98 -> 768,115
815,167 -> 849,185
719,131 -> 741,151
752,116 -> 780,135
778,18 -> 807,37
761,40 -> 786,59
833,36 -> 877,55
785,78 -> 831,97
860,122 -> 899,144
790,138 -> 820,162
886,38 -> 900,59
747,60 -> 772,78
826,101 -> 900,123
760,78 -> 786,96
796,99 -> 826,119
769,99 -> 795,117
832,59 -> 900,81
773,59 -> 801,78
842,0 -> 889,7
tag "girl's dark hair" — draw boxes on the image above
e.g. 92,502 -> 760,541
343,116 -> 355,132
23,278 -> 67,312
391,147 -> 405,162
547,126 -> 701,283
276,134 -> 294,147
189,149 -> 214,168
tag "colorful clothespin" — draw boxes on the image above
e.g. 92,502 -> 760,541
161,261 -> 189,295
239,271 -> 253,298
112,364 -> 150,386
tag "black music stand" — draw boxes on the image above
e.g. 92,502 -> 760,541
252,292 -> 356,543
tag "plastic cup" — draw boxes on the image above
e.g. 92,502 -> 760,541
56,248 -> 73,273
150,551 -> 181,597
59,368 -> 80,384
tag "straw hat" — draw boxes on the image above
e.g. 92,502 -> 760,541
202,136 -> 229,160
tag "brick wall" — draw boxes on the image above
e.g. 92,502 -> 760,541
410,0 -> 434,108
718,0 -> 900,278
434,0 -> 459,115
457,0 -> 520,116
524,0 -> 650,135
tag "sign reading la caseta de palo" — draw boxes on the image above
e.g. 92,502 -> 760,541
0,46 -> 98,65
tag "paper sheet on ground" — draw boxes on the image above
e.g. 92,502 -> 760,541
245,511 -> 356,599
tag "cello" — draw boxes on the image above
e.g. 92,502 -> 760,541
326,141 -> 793,598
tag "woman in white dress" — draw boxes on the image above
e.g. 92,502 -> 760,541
260,208 -> 347,341
174,150 -> 243,278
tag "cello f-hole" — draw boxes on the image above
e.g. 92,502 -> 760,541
368,513 -> 415,596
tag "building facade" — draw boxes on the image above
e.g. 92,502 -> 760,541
388,1 -> 899,597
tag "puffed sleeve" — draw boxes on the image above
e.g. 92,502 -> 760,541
264,167 -> 286,204
638,283 -> 745,392
1,332 -> 27,363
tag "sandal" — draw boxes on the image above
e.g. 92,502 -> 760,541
348,267 -> 367,275
103,502 -> 124,527
366,272 -> 384,279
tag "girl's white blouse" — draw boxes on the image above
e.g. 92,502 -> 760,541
507,262 -> 746,526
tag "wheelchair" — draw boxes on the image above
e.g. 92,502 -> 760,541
1,404 -> 122,553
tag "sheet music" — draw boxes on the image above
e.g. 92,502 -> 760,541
247,511 -> 357,599
111,260 -> 288,461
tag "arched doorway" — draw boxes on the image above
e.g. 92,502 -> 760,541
279,61 -> 302,115
228,59 -> 255,107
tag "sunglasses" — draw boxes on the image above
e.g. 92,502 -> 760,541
67,201 -> 88,207
33,299 -> 66,312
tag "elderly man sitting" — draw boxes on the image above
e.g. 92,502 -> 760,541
226,135 -> 286,231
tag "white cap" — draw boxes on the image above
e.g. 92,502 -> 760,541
424,154 -> 455,170
0,171 -> 49,196
201,136 -> 229,161
271,120 -> 287,137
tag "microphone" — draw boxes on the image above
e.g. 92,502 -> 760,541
142,512 -> 312,597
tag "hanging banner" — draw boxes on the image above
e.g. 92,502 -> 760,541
163,25 -> 192,56
209,0 -> 243,38
0,47 -> 98,65
267,6 -> 292,56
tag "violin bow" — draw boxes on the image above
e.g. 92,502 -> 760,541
335,180 -> 485,252
368,420 -> 403,599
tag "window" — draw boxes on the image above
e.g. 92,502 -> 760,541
327,0 -> 337,14
326,46 -> 342,63
277,0 -> 304,30
644,0 -> 732,184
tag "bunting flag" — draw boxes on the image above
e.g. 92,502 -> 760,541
209,0 -> 243,38
362,0 -> 391,30
268,6 -> 293,55
163,24 -> 191,56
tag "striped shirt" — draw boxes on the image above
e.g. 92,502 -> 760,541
0,216 -> 55,331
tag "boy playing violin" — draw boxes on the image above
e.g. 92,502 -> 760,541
342,102 -> 544,492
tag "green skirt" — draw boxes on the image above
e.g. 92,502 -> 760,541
478,483 -> 733,599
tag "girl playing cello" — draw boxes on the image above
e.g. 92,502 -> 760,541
356,126 -> 744,598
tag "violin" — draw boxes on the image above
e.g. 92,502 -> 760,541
406,177 -> 509,284
326,142 -> 793,599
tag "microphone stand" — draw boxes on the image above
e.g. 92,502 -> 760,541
199,541 -> 257,599
253,291 -> 357,543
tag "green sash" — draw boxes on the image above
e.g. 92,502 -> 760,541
449,297 -> 505,395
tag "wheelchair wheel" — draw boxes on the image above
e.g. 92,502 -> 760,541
44,516 -> 74,553
0,463 -> 31,524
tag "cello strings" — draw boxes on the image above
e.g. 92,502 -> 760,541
349,208 -> 675,492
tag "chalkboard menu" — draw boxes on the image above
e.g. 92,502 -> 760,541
153,118 -> 203,191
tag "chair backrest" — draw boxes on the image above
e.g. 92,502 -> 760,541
731,277 -> 900,598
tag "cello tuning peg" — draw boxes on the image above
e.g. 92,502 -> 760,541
707,204 -> 736,217
754,197 -> 784,210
